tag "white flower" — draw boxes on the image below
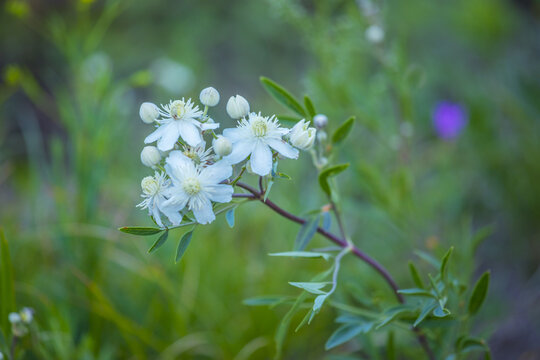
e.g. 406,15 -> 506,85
20,308 -> 33,324
137,172 -> 182,227
139,102 -> 159,124
163,151 -> 233,224
222,112 -> 299,176
213,135 -> 232,157
289,119 -> 316,150
226,95 -> 250,119
181,143 -> 213,168
144,98 -> 219,150
8,312 -> 21,324
140,146 -> 161,167
365,24 -> 384,44
313,114 -> 328,128
199,87 -> 220,107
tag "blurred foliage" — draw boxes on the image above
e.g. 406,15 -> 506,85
1,0 -> 539,359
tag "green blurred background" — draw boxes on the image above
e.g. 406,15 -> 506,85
0,0 -> 539,358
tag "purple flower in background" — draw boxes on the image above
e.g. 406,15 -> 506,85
432,101 -> 468,140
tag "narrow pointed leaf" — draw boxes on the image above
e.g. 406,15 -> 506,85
408,261 -> 424,288
332,116 -> 355,144
414,300 -> 438,327
243,295 -> 292,307
288,282 -> 331,295
260,76 -> 306,117
225,207 -> 236,228
325,322 -> 373,350
440,247 -> 453,279
376,307 -> 414,329
468,271 -> 490,315
397,288 -> 436,298
175,230 -> 194,263
269,251 -> 331,261
322,211 -> 332,231
119,226 -> 163,236
304,95 -> 316,118
319,163 -> 350,196
0,229 -> 16,336
294,215 -> 320,251
148,229 -> 169,253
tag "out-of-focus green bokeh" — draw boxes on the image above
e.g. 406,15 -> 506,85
1,0 -> 539,358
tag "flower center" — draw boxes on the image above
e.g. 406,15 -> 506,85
183,177 -> 201,196
251,118 -> 268,137
141,176 -> 159,195
183,149 -> 201,165
170,100 -> 187,119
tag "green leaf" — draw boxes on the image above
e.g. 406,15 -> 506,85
275,292 -> 308,359
119,226 -> 163,236
294,215 -> 320,251
433,305 -> 451,318
440,247 -> 454,280
0,229 -> 16,337
148,229 -> 169,253
468,271 -> 490,315
408,261 -> 424,288
260,76 -> 306,117
276,115 -> 303,124
397,288 -> 435,298
414,300 -> 438,327
175,230 -> 194,263
376,307 -> 414,329
269,251 -> 331,261
295,309 -> 313,332
304,95 -> 316,118
331,116 -> 355,144
457,337 -> 491,360
288,282 -> 331,295
322,211 -> 332,231
275,172 -> 291,180
319,163 -> 350,196
325,322 -> 373,350
243,295 -> 292,307
225,207 -> 236,228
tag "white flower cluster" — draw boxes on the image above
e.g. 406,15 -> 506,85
137,87 -> 317,226
9,307 -> 34,337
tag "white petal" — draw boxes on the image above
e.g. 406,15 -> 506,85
144,123 -> 168,144
178,121 -> 202,146
223,140 -> 254,165
192,197 -> 215,224
200,122 -> 220,130
250,141 -> 273,176
199,160 -> 232,184
165,151 -> 196,182
223,127 -> 249,142
162,188 -> 189,209
160,205 -> 183,226
151,203 -> 164,227
204,184 -> 233,203
156,122 -> 181,151
266,137 -> 299,159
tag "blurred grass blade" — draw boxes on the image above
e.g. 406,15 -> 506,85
0,228 -> 16,337
332,116 -> 355,144
148,229 -> 169,253
119,226 -> 163,236
176,230 -> 194,263
468,271 -> 490,315
260,76 -> 306,117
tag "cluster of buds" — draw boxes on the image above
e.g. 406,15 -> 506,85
136,86 -> 319,227
8,307 -> 34,337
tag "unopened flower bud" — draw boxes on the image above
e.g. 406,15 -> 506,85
313,114 -> 328,128
289,119 -> 316,150
141,176 -> 159,195
8,313 -> 21,324
226,95 -> 250,119
199,87 -> 220,107
365,25 -> 385,44
140,146 -> 161,167
213,136 -> 232,157
139,102 -> 159,124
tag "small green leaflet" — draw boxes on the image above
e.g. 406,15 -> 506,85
304,95 -> 316,118
225,207 -> 236,228
322,211 -> 332,231
332,116 -> 355,144
408,261 -> 425,288
325,322 -> 374,350
319,163 -> 350,196
243,295 -> 292,307
288,282 -> 331,295
468,271 -> 490,315
433,305 -> 451,318
397,288 -> 435,298
119,226 -> 163,236
414,299 -> 438,327
175,229 -> 194,263
440,246 -> 454,280
376,306 -> 414,329
294,215 -> 320,251
148,229 -> 169,253
269,251 -> 331,261
260,76 -> 306,117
